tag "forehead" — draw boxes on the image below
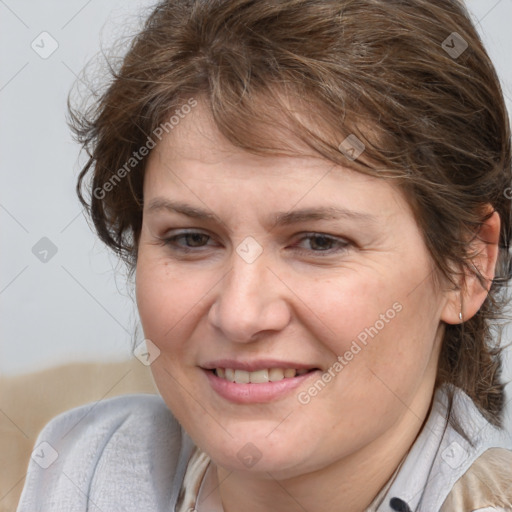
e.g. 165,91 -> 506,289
148,100 -> 370,182
143,99 -> 411,221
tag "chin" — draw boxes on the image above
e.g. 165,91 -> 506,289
197,430 -> 320,477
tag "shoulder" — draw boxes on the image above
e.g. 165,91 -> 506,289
28,392 -> 177,441
26,393 -> 181,460
17,394 -> 192,512
440,447 -> 512,512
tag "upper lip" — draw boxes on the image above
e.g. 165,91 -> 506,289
201,359 -> 319,372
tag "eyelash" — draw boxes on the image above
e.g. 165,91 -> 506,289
159,230 -> 351,256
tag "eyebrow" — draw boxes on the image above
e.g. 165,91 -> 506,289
146,198 -> 217,221
272,207 -> 377,226
145,198 -> 377,226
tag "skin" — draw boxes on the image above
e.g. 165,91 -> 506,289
135,101 -> 500,512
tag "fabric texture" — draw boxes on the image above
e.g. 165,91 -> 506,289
176,447 -> 212,512
17,394 -> 194,512
439,447 -> 512,511
16,385 -> 512,512
0,359 -> 158,512
382,384 -> 512,511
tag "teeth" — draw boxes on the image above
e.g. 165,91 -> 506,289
234,370 -> 250,384
269,368 -> 285,381
250,369 -> 269,383
215,367 -> 308,383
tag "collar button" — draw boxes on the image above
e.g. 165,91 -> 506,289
389,497 -> 412,512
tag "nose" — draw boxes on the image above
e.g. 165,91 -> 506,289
207,252 -> 292,343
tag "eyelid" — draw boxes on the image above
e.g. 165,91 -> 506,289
159,229 -> 218,249
163,228 -> 210,237
289,232 -> 352,254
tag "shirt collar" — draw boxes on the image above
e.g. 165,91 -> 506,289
378,384 -> 511,512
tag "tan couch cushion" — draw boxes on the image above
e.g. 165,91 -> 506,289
0,358 -> 158,512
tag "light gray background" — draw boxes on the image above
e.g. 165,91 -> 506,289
1,0 -> 512,430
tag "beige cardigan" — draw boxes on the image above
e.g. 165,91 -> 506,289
440,447 -> 512,511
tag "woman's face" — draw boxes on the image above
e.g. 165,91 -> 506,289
136,102 -> 450,477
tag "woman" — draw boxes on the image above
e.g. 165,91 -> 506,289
17,0 -> 512,511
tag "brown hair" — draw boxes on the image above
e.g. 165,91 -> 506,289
72,0 -> 512,434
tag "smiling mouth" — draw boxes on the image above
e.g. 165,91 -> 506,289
211,367 -> 318,384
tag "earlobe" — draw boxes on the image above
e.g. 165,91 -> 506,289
441,209 -> 501,325
440,290 -> 464,326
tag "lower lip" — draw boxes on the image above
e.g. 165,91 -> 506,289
203,369 -> 320,404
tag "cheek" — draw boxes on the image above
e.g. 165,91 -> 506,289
293,272 -> 398,348
294,266 -> 440,382
135,255 -> 206,344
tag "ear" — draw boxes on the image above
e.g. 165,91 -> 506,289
441,209 -> 501,325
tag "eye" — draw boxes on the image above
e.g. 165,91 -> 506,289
160,230 -> 215,251
292,233 -> 350,254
